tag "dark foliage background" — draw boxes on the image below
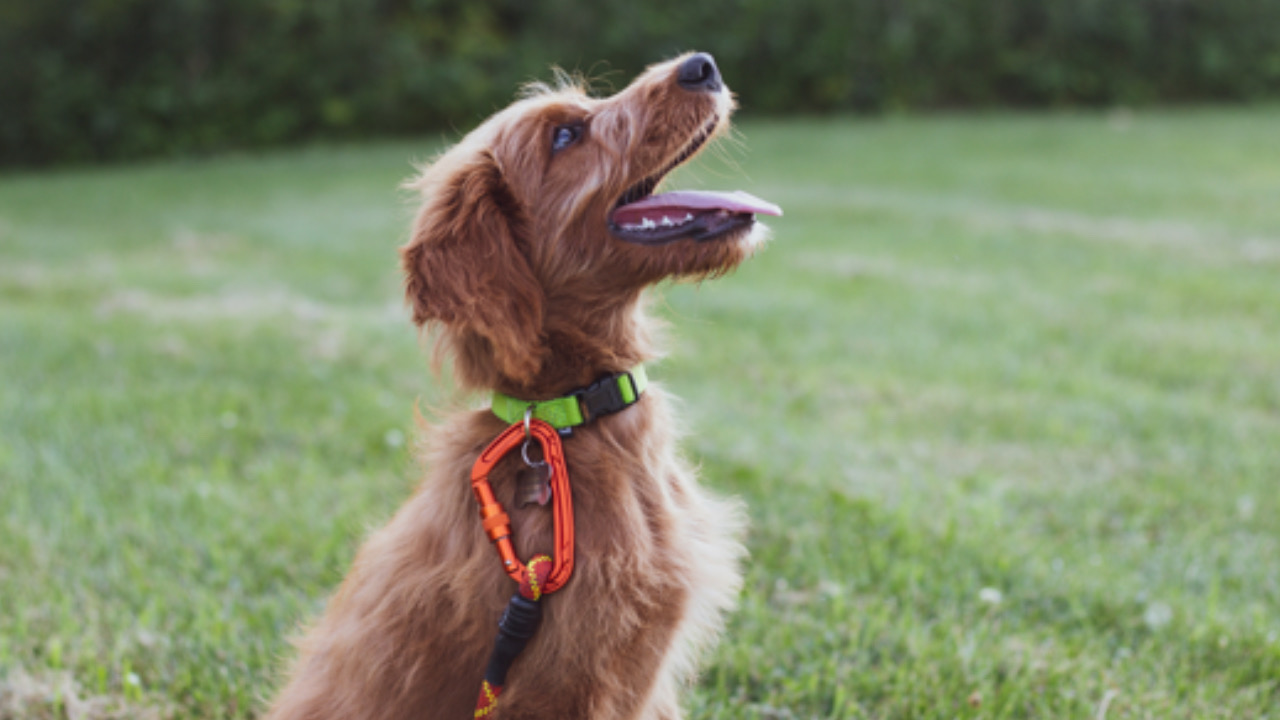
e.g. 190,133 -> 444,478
4,0 -> 1280,166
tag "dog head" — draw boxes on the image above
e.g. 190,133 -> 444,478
402,52 -> 779,392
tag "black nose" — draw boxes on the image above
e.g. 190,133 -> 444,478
677,53 -> 722,93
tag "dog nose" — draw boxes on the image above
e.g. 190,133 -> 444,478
677,53 -> 722,93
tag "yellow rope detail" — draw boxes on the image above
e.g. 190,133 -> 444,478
474,680 -> 499,717
527,554 -> 552,601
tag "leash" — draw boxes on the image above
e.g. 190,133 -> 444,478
467,367 -> 646,717
469,415 -> 574,717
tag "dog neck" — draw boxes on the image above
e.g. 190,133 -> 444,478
448,289 -> 657,401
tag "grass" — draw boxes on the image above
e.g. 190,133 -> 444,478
2,107 -> 1279,719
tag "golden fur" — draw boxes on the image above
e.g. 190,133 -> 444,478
263,54 -> 766,719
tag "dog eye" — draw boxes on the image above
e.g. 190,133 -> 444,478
551,124 -> 582,153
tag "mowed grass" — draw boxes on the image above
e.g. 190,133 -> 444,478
2,108 -> 1279,719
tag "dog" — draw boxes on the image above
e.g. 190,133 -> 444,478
263,52 -> 780,720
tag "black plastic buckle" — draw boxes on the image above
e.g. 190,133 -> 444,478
573,372 -> 635,423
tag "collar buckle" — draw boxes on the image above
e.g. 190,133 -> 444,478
573,371 -> 635,423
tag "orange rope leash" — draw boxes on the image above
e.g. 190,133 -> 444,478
470,419 -> 575,717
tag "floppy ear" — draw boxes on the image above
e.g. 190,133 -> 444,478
400,150 -> 545,383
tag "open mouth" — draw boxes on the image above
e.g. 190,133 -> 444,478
609,116 -> 782,245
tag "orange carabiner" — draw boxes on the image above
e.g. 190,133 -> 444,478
469,419 -> 574,594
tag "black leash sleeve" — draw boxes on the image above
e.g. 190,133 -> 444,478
483,593 -> 543,687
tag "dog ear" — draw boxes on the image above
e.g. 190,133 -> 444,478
400,149 -> 545,383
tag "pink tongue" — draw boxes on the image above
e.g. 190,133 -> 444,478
612,190 -> 782,226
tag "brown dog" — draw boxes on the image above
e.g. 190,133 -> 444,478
263,52 -> 780,720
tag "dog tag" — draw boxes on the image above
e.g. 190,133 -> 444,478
515,463 -> 553,508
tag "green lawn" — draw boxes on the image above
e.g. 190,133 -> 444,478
2,108 -> 1279,719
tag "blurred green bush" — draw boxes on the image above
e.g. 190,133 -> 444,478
4,0 -> 1280,166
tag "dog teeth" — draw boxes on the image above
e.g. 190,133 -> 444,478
621,213 -> 698,232
622,217 -> 659,231
666,213 -> 695,226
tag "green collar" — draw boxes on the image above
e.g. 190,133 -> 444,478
491,366 -> 648,431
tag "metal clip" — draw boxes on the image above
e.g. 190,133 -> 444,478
521,405 -> 540,467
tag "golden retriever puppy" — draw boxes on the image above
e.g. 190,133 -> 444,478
264,51 -> 780,720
